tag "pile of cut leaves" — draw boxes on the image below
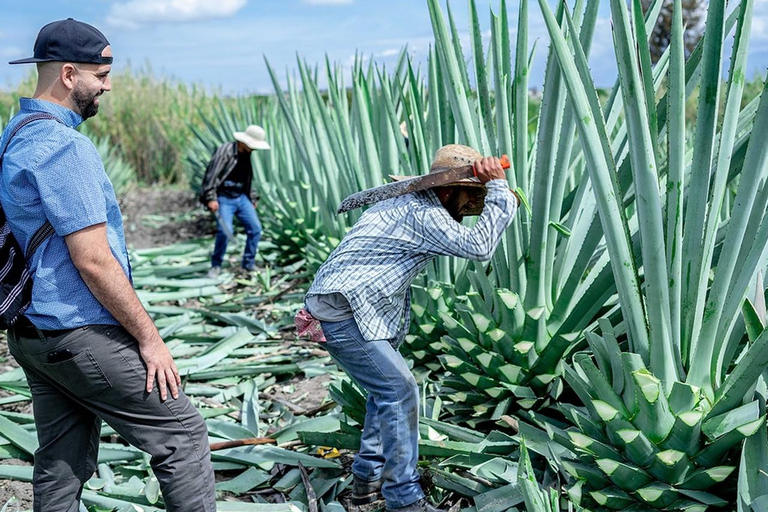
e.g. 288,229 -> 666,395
0,236 -> 559,512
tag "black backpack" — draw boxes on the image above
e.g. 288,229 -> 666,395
0,113 -> 59,329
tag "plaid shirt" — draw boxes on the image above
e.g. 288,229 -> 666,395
306,179 -> 517,344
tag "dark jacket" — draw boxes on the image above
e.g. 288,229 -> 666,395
199,142 -> 259,204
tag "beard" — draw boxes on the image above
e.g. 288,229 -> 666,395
72,81 -> 101,120
444,190 -> 465,223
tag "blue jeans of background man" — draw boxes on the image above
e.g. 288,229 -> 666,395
211,193 -> 262,269
320,317 -> 424,509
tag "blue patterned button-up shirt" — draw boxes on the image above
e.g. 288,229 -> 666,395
0,98 -> 131,329
306,179 -> 517,344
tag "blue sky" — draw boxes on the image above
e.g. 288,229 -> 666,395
1,0 -> 766,96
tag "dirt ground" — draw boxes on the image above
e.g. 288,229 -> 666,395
0,187 -> 330,510
0,458 -> 31,511
119,186 -> 215,249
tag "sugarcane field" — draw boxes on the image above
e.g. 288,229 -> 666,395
1,0 -> 768,510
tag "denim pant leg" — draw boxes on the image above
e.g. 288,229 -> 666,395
351,393 -> 386,482
8,325 -> 217,512
211,196 -> 237,267
7,330 -> 100,512
321,318 -> 424,509
234,194 -> 262,269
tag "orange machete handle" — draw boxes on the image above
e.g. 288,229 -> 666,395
473,154 -> 511,177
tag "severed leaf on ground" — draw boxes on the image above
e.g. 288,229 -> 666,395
215,466 -> 270,493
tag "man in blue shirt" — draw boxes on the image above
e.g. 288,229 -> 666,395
0,19 -> 215,512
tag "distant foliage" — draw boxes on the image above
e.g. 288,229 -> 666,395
0,65 -> 268,186
642,0 -> 707,62
84,65 -> 225,185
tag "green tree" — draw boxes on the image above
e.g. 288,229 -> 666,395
642,0 -> 707,62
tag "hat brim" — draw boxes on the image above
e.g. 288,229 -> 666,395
234,132 -> 270,150
389,175 -> 485,188
388,175 -> 487,216
8,57 -> 49,65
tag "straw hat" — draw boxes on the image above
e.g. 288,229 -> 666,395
233,125 -> 271,150
390,144 -> 485,190
389,144 -> 487,215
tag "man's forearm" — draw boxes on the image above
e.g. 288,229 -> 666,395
78,254 -> 159,345
465,181 -> 517,257
423,181 -> 517,261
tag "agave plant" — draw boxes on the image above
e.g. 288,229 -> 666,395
421,0 -> 675,425
533,0 -> 768,508
641,0 -> 707,63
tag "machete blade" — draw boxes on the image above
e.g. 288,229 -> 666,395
336,154 -> 510,214
336,164 -> 475,214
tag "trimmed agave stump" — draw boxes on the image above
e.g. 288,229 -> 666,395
403,282 -> 460,373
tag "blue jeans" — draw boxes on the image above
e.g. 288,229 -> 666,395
211,194 -> 262,269
320,318 -> 424,509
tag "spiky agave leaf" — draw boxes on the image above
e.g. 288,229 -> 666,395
538,0 -> 768,508
417,0 -> 632,425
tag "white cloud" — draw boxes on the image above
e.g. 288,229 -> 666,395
751,3 -> 768,49
0,47 -> 22,58
303,0 -> 353,4
107,0 -> 247,29
378,48 -> 400,58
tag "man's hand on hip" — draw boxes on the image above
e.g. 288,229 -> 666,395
207,200 -> 219,212
138,335 -> 181,401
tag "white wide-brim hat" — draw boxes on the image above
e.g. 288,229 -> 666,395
234,125 -> 271,150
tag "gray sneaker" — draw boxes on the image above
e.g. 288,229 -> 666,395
206,266 -> 221,279
352,476 -> 382,505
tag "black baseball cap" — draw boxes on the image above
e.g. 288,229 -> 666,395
9,18 -> 112,65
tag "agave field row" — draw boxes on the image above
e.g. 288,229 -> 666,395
2,0 -> 768,510
184,0 -> 768,509
0,235 -> 549,511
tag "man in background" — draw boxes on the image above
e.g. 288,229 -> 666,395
0,18 -> 216,512
200,125 -> 270,277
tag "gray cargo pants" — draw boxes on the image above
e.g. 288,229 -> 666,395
7,323 -> 217,512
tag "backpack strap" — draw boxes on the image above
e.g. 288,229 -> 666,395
0,112 -> 62,261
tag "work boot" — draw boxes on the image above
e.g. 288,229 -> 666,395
351,476 -> 382,505
385,498 -> 446,512
206,266 -> 221,279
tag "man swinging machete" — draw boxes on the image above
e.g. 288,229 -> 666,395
295,144 -> 520,512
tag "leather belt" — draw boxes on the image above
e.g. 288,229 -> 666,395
14,317 -> 73,339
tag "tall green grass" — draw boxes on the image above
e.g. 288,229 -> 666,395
0,66 -> 269,185
1,63 -> 763,189
85,65 -> 244,185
